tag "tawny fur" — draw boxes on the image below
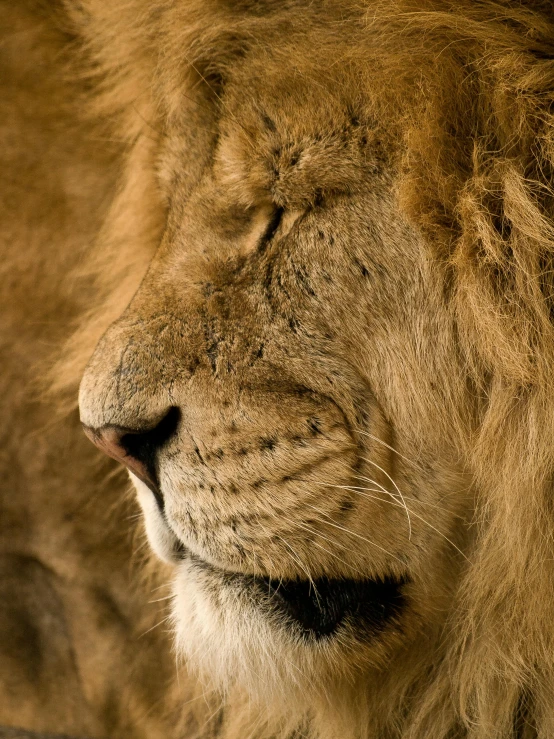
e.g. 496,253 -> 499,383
2,1 -> 554,737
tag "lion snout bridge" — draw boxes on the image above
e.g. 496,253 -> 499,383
78,294 -> 352,515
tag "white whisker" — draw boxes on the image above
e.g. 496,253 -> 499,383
361,456 -> 413,540
288,518 -> 368,579
273,534 -> 321,606
148,593 -> 174,604
139,613 -> 173,638
355,428 -> 423,470
303,502 -> 405,565
340,485 -> 470,562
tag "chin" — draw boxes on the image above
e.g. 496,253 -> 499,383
171,555 -> 406,706
131,474 -> 411,706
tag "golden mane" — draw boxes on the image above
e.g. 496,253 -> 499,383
368,4 -> 554,734
6,0 -> 554,736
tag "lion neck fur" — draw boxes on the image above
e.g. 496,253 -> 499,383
46,0 -> 554,736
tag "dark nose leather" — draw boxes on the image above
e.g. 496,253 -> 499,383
82,407 -> 180,506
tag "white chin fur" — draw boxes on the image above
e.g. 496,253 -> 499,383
127,472 -> 308,702
129,473 -> 355,710
128,471 -> 180,564
171,558 -> 349,710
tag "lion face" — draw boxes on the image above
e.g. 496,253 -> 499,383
79,30 -> 473,707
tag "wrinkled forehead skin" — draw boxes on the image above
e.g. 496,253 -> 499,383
78,3 -> 481,736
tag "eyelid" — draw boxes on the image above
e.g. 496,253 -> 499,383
257,207 -> 284,253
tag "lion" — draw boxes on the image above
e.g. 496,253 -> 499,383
3,0 -> 554,736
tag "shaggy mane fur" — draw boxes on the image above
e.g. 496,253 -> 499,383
3,1 -> 554,737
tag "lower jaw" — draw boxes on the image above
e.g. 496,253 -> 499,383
186,554 -> 408,640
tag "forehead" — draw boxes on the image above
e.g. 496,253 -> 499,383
216,59 -> 383,209
158,13 -> 389,211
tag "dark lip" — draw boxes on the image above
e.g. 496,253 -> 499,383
184,552 -> 408,640
260,574 -> 408,639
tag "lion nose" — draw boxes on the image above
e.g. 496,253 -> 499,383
82,407 -> 180,508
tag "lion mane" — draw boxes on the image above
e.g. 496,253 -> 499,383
2,1 -> 554,737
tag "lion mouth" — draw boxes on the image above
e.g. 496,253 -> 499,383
258,575 -> 407,638
187,554 -> 407,639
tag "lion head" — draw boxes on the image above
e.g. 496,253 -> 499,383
75,1 -> 554,736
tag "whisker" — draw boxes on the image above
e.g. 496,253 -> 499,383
361,457 -> 412,540
302,502 -> 405,565
139,613 -> 173,639
349,473 -> 467,516
148,593 -> 174,604
337,485 -> 469,562
271,533 -> 322,606
317,463 -> 413,542
150,582 -> 172,593
355,428 -> 424,470
287,518 -> 369,579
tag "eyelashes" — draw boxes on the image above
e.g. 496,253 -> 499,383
257,207 -> 284,253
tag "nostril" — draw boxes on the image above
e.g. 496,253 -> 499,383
82,406 -> 180,509
120,406 -> 180,481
